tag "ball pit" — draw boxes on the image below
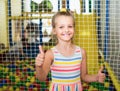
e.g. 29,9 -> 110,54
0,60 -> 49,91
0,60 -> 116,91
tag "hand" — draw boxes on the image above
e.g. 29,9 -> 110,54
97,66 -> 106,83
35,45 -> 45,67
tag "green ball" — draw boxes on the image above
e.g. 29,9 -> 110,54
9,76 -> 15,82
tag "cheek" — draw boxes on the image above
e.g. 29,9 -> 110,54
71,29 -> 75,34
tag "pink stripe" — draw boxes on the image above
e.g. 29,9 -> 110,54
51,66 -> 80,72
52,84 -> 54,91
62,85 -> 64,91
51,67 -> 80,72
78,82 -> 83,91
76,50 -> 80,52
51,65 -> 81,71
54,51 -> 58,53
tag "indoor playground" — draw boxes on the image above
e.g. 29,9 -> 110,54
0,0 -> 120,91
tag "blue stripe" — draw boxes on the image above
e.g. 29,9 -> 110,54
52,70 -> 80,76
56,85 -> 58,91
76,84 -> 78,91
55,57 -> 81,61
68,86 -> 70,91
52,74 -> 80,79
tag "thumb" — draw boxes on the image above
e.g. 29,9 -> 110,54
39,45 -> 44,54
98,66 -> 104,74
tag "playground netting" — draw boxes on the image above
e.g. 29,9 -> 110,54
0,0 -> 120,91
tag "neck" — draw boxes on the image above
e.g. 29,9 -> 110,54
56,42 -> 74,50
56,41 -> 75,57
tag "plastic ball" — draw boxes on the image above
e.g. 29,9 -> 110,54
2,86 -> 7,90
20,86 -> 25,90
30,77 -> 35,83
16,77 -> 20,82
26,82 -> 31,87
104,82 -> 109,88
4,68 -> 9,72
0,88 -> 2,91
28,88 -> 33,91
15,88 -> 20,91
33,87 -> 37,91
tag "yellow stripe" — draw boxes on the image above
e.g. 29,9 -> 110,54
58,85 -> 61,91
52,77 -> 80,83
54,60 -> 82,65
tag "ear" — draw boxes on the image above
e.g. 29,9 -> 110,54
52,28 -> 56,35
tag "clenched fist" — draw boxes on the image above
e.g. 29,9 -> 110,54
35,46 -> 45,67
97,66 -> 106,83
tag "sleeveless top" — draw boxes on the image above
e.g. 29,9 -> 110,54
49,46 -> 83,91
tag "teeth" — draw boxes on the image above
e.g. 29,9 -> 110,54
63,34 -> 69,36
64,34 -> 68,36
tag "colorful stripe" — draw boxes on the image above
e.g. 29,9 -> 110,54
52,77 -> 80,83
54,57 -> 82,61
50,46 -> 83,91
49,82 -> 83,91
53,60 -> 81,65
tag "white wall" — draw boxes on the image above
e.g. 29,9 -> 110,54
0,0 -> 21,47
0,0 -> 7,47
109,0 -> 120,81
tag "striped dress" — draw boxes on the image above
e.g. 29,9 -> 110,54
49,46 -> 83,91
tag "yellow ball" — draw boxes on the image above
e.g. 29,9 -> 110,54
33,87 -> 37,91
26,82 -> 31,87
5,68 -> 9,72
3,86 -> 7,90
16,88 -> 20,91
0,88 -> 2,91
16,77 -> 20,82
31,77 -> 35,83
9,72 -> 13,76
104,82 -> 109,88
6,75 -> 9,79
9,87 -> 14,91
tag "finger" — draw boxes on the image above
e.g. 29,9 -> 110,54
39,45 -> 44,54
99,80 -> 104,83
98,66 -> 104,74
35,59 -> 44,66
36,55 -> 44,61
35,61 -> 43,66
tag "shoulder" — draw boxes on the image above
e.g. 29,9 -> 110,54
75,45 -> 86,54
81,48 -> 86,55
80,48 -> 87,61
75,45 -> 87,57
45,49 -> 54,60
45,49 -> 54,56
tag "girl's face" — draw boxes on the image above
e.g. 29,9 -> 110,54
53,15 -> 75,42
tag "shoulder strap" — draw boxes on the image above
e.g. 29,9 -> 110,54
75,46 -> 82,59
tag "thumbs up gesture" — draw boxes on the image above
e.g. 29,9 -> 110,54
35,45 -> 45,67
97,66 -> 106,83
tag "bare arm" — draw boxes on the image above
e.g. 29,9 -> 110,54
81,48 -> 105,83
35,46 -> 53,81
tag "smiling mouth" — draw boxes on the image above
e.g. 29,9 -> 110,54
62,33 -> 71,36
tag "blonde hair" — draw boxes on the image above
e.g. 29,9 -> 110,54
52,9 -> 75,28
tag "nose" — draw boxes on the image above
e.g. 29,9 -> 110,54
65,28 -> 69,32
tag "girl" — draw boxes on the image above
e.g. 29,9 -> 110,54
35,9 -> 105,91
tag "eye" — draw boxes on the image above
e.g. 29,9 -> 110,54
68,25 -> 73,28
59,26 -> 64,29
